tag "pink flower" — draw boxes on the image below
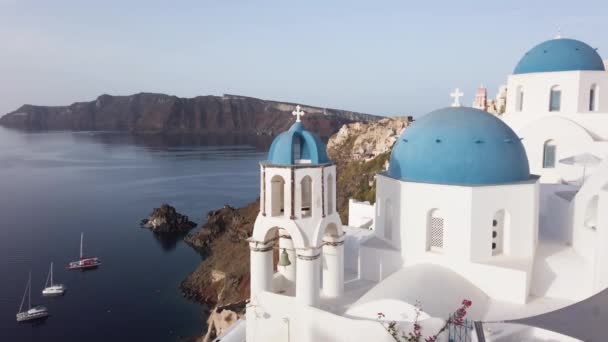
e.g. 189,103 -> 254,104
462,299 -> 472,307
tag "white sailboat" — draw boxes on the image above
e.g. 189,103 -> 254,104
16,272 -> 49,322
42,262 -> 66,296
68,232 -> 101,270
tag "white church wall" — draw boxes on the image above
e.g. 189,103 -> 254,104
506,71 -> 583,118
246,292 -> 398,342
576,70 -> 608,114
376,175 -> 536,303
398,179 -> 474,262
348,199 -> 375,229
359,240 -> 402,282
538,183 -> 575,242
375,173 -> 404,249
571,158 -> 608,263
593,186 -> 608,290
469,180 -> 539,261
508,115 -> 595,183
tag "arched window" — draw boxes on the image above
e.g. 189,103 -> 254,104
270,175 -> 285,217
427,209 -> 444,252
492,210 -> 509,255
326,173 -> 334,215
384,199 -> 393,240
293,136 -> 302,162
589,84 -> 598,112
585,195 -> 599,230
549,86 -> 561,112
543,140 -> 557,168
516,86 -> 524,112
300,176 -> 312,218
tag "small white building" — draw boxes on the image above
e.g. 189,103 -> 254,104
233,37 -> 608,342
373,107 -> 540,304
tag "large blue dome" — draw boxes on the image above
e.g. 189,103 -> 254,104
388,107 -> 530,185
267,122 -> 330,166
514,38 -> 605,74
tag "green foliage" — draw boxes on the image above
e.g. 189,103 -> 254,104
335,151 -> 391,223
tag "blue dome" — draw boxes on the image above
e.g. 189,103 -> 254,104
388,107 -> 530,185
514,38 -> 605,74
267,122 -> 330,165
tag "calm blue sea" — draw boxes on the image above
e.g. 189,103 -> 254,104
0,127 -> 265,341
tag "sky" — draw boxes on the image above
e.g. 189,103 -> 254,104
1,0 -> 607,117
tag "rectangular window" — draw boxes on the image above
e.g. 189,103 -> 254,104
549,90 -> 561,112
543,145 -> 556,168
590,88 -> 596,111
293,137 -> 301,161
517,92 -> 524,112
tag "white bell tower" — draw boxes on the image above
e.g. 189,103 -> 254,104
248,105 -> 344,308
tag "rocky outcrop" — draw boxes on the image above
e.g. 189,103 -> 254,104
200,302 -> 246,342
327,116 -> 410,162
0,93 -> 380,138
141,204 -> 197,234
327,117 -> 411,222
181,201 -> 259,306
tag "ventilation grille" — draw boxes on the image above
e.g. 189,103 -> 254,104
430,217 -> 444,249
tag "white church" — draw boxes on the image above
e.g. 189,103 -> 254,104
218,36 -> 608,342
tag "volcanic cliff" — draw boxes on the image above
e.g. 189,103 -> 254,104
0,93 -> 379,138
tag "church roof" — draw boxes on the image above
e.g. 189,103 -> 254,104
267,121 -> 330,166
346,264 -> 489,321
514,38 -> 605,75
387,107 -> 530,185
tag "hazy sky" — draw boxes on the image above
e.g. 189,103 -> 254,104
1,0 -> 607,117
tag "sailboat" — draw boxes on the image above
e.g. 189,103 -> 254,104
68,233 -> 101,270
16,272 -> 49,322
42,262 -> 66,296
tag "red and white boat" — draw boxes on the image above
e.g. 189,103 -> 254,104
68,233 -> 101,270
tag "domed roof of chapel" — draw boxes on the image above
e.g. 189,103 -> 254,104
387,107 -> 530,185
267,113 -> 330,166
514,38 -> 605,74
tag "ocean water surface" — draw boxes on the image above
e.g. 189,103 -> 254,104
0,127 -> 264,341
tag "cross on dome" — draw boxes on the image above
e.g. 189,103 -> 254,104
554,28 -> 562,39
450,88 -> 464,107
292,105 -> 305,122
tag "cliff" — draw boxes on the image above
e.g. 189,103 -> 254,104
180,116 -> 409,340
327,117 -> 411,222
0,93 -> 380,138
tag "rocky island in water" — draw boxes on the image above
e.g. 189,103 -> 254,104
141,203 -> 197,234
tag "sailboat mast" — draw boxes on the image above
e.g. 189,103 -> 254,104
50,262 -> 54,286
18,275 -> 28,314
80,233 -> 84,259
28,272 -> 31,310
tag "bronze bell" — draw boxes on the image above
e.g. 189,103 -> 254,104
278,248 -> 291,267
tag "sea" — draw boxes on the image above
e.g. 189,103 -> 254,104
0,127 -> 266,341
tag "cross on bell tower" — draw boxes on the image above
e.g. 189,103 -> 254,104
450,88 -> 464,107
292,105 -> 305,122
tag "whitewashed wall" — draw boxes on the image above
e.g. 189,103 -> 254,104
375,174 -> 538,303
